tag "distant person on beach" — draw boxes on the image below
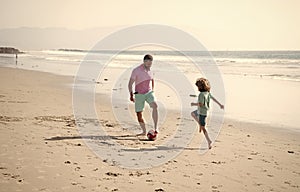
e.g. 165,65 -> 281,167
128,54 -> 159,136
191,78 -> 224,149
15,53 -> 18,66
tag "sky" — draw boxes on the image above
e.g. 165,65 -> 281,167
0,0 -> 299,50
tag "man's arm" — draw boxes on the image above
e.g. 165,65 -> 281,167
211,95 -> 224,109
128,78 -> 135,102
152,79 -> 154,91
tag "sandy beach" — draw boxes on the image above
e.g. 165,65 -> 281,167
0,66 -> 299,192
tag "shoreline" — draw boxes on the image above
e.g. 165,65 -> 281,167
0,65 -> 299,133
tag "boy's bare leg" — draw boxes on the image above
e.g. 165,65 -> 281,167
201,126 -> 212,149
136,112 -> 146,136
191,112 -> 201,132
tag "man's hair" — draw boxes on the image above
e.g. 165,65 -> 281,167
195,78 -> 211,92
143,54 -> 153,61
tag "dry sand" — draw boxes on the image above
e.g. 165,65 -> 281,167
0,67 -> 299,192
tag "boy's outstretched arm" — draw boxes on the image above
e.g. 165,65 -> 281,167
211,95 -> 224,109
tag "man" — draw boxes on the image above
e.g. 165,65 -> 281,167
128,54 -> 158,136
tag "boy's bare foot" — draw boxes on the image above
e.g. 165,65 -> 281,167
136,132 -> 146,136
208,140 -> 212,149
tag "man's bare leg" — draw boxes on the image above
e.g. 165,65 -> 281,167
136,112 -> 146,136
150,102 -> 158,133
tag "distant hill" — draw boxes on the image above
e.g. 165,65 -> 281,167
0,26 -> 123,51
0,47 -> 23,54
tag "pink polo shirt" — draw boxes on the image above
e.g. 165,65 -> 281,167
130,64 -> 153,94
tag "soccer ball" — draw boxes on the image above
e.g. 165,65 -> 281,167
147,129 -> 157,141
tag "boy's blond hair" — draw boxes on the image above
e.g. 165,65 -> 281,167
195,78 -> 211,92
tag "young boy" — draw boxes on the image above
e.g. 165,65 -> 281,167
191,78 -> 224,149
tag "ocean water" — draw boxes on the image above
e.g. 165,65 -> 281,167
1,50 -> 300,131
1,50 -> 299,81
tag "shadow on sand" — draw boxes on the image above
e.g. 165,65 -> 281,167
44,134 -> 201,151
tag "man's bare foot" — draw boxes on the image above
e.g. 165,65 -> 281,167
136,132 -> 146,136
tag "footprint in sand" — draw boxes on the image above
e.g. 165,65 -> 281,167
128,171 -> 150,177
71,181 -> 79,185
105,123 -> 114,127
105,172 -> 122,177
211,161 -> 225,164
212,185 -> 220,192
261,159 -> 270,163
2,173 -> 24,183
0,116 -> 24,122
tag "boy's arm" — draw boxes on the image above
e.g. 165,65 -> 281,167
191,93 -> 204,107
211,95 -> 224,109
191,102 -> 204,107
